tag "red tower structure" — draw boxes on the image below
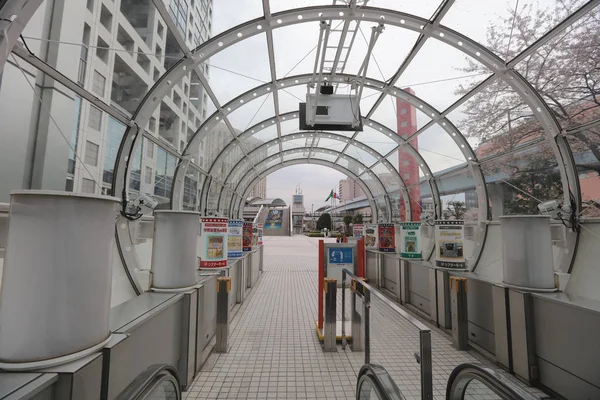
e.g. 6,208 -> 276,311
396,88 -> 421,221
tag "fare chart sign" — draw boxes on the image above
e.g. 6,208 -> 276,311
227,219 -> 243,258
378,223 -> 395,253
435,220 -> 466,268
364,224 -> 378,250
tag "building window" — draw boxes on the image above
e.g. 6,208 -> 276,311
148,117 -> 156,133
157,22 -> 165,39
92,70 -> 106,96
84,141 -> 99,166
88,105 -> 102,130
82,178 -> 96,194
169,0 -> 189,35
403,160 -> 409,166
404,173 -> 410,179
146,141 -> 155,158
86,0 -> 94,12
145,166 -> 153,184
400,121 -> 408,127
400,108 -> 407,115
180,140 -> 185,152
65,178 -> 74,192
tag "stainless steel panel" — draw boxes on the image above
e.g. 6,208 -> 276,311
366,251 -> 378,283
407,263 -> 429,301
533,296 -> 600,391
0,373 -> 57,399
323,281 -> 337,352
399,261 -> 409,304
245,255 -> 252,289
436,271 -> 451,329
451,279 -> 469,350
428,269 -> 437,320
492,285 -> 510,368
466,279 -> 495,354
42,353 -> 102,400
351,292 -> 363,352
109,292 -> 180,332
508,290 -> 537,383
105,295 -> 186,399
382,255 -> 400,301
537,358 -> 600,400
182,291 -> 198,389
228,264 -> 238,309
408,291 -> 430,315
215,280 -> 229,353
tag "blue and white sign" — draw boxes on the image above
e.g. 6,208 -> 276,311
328,247 -> 354,265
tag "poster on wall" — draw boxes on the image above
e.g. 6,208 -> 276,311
378,223 -> 395,253
199,217 -> 228,269
364,224 -> 378,249
293,215 -> 302,227
252,223 -> 259,250
435,220 -> 465,268
264,210 -> 283,228
258,223 -> 263,246
227,219 -> 243,258
353,224 -> 364,239
243,222 -> 253,252
398,222 -> 422,259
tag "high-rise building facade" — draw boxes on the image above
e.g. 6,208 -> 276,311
396,88 -> 421,221
339,178 -> 364,202
0,0 -> 212,209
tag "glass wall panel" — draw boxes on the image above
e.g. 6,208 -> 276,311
313,137 -> 347,153
371,162 -> 400,192
567,124 -> 600,217
153,145 -> 178,201
370,94 -> 432,135
310,151 -> 338,163
355,128 -> 398,156
436,168 -> 479,222
416,125 -> 467,174
243,125 -> 278,148
337,156 -> 365,176
362,171 -> 385,198
480,142 -> 563,219
206,180 -> 222,215
374,196 -> 389,223
183,169 -> 201,210
345,144 -> 378,167
282,137 -> 306,151
227,93 -> 275,134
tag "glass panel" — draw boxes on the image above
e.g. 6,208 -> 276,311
273,21 -> 322,78
310,151 -> 338,163
337,156 -> 365,176
314,137 -> 347,152
513,4 -> 600,130
267,143 -> 281,157
220,187 -> 233,216
367,0 -> 444,18
229,160 -> 252,188
145,378 -> 178,400
355,127 -> 398,156
345,143 -> 378,167
227,93 -> 276,134
270,0 -> 328,14
183,169 -> 201,210
416,125 -> 467,174
388,146 -> 426,181
370,94 -> 432,135
374,196 -> 389,222
281,118 -> 301,136
282,152 -> 307,163
103,118 -> 127,190
463,379 -> 502,400
372,26 -> 421,81
447,79 -> 542,160
199,121 -> 233,168
362,171 -> 385,198
358,87 -> 382,116
212,0 -> 263,37
436,168 -> 479,222
243,125 -> 277,149
567,125 -> 600,218
206,180 -> 222,214
481,143 -> 563,219
282,137 -> 306,151
371,161 -> 400,192
153,145 -> 178,201
278,85 -> 307,115
441,0 -> 588,59
208,33 -> 271,104
396,39 -> 492,112
388,191 -> 403,223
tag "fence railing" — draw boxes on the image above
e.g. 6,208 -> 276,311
341,268 -> 433,400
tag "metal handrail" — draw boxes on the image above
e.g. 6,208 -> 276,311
356,364 -> 405,400
341,268 -> 433,400
115,364 -> 182,400
446,363 -> 542,400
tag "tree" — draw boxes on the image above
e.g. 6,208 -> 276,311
445,201 -> 466,220
343,214 -> 353,235
455,0 -> 600,152
316,213 -> 332,231
353,213 -> 363,224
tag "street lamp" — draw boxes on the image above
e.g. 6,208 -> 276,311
311,204 -> 314,229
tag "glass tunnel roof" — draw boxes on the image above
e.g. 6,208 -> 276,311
1,0 -> 600,226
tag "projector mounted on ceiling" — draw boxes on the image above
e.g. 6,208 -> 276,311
299,85 -> 363,132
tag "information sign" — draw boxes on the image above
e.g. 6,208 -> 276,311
378,223 -> 395,253
199,217 -> 228,269
328,247 -> 354,265
352,224 -> 364,239
364,224 -> 378,249
435,220 -> 465,268
242,222 -> 253,252
398,222 -> 422,259
227,219 -> 243,258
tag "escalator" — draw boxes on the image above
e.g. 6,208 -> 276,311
356,363 -> 544,400
116,364 -> 182,400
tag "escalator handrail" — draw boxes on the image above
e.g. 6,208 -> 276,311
357,364 -> 405,400
446,363 -> 540,400
116,364 -> 182,400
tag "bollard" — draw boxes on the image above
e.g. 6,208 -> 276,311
215,277 -> 231,353
323,278 -> 337,352
450,277 -> 469,350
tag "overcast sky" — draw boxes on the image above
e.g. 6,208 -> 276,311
206,0 -> 566,210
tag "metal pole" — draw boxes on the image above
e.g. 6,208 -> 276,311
342,270 -> 346,349
364,289 -> 370,364
450,277 -> 469,350
324,278 -> 337,352
419,330 -> 433,400
215,277 -> 231,353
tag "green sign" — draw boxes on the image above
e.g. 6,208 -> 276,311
399,222 -> 422,259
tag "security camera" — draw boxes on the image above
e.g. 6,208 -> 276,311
135,193 -> 159,211
538,200 -> 561,219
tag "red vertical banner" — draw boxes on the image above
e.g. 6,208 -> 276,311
318,239 -> 324,330
357,237 -> 365,278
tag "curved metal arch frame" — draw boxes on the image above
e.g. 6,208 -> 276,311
233,158 -> 381,222
213,131 -> 409,219
0,0 -> 44,71
228,146 -> 387,212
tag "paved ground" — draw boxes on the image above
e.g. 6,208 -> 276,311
183,235 -> 538,399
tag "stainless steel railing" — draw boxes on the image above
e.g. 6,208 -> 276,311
341,268 -> 433,400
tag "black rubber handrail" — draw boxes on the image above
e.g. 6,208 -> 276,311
116,364 -> 182,400
356,364 -> 405,400
446,363 -> 541,400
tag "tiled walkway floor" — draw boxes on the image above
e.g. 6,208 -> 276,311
184,236 -> 538,399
